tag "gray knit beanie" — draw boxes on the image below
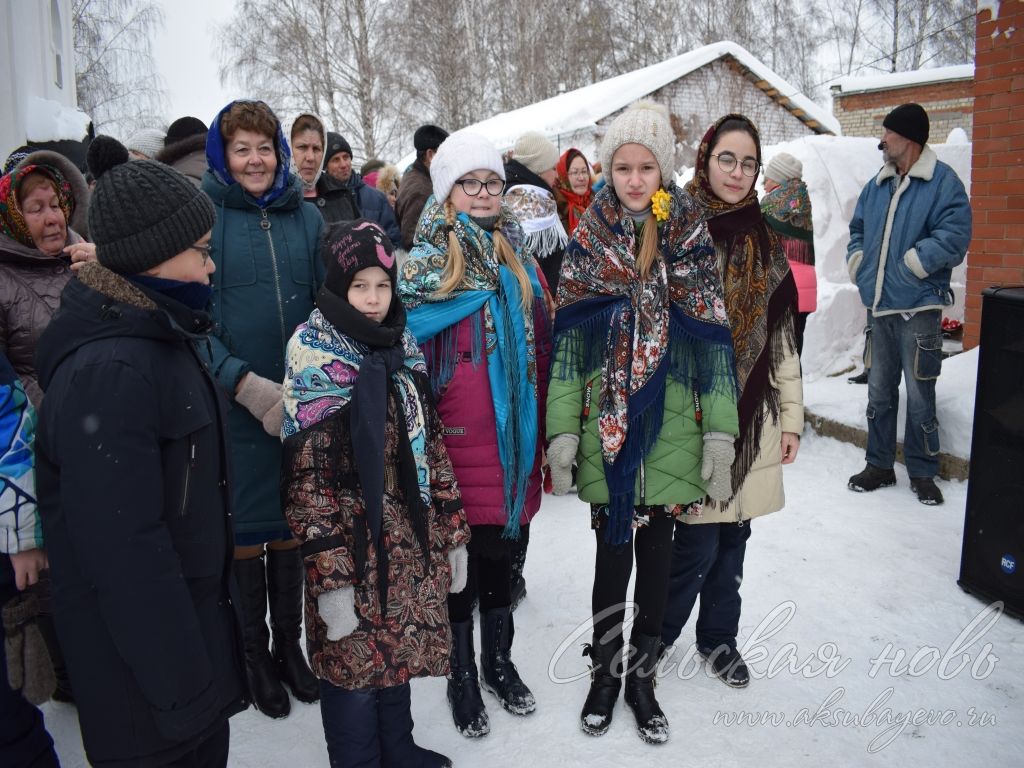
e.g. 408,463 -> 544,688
87,135 -> 215,274
513,131 -> 559,174
599,101 -> 676,184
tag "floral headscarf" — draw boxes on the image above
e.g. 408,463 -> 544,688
0,164 -> 74,248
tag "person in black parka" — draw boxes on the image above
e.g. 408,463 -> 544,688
34,137 -> 248,768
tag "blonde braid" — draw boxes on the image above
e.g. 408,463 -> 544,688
636,213 -> 660,280
436,200 -> 466,297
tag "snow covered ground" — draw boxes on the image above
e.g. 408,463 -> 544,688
42,433 -> 1023,767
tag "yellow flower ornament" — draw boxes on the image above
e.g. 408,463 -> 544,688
651,188 -> 671,223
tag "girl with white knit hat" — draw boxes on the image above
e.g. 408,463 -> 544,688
546,102 -> 739,744
398,130 -> 551,738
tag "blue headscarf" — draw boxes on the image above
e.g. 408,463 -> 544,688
206,100 -> 293,207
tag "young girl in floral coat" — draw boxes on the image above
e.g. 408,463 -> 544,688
399,131 -> 551,738
282,220 -> 469,768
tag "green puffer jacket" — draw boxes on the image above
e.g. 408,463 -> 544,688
546,356 -> 739,506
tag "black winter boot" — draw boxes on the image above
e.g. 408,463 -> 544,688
379,683 -> 453,767
579,632 -> 624,736
700,644 -> 750,688
235,555 -> 291,718
479,607 -> 536,715
848,464 -> 897,492
266,547 -> 320,704
447,618 -> 490,737
624,633 -> 669,744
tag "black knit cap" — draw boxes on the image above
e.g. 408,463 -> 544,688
325,132 -> 353,165
164,116 -> 208,147
323,219 -> 397,299
883,103 -> 930,146
413,124 -> 448,152
86,135 -> 215,274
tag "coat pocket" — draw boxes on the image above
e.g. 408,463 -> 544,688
913,334 -> 943,381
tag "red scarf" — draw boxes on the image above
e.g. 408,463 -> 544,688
555,148 -> 592,233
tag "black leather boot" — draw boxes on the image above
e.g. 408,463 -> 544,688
235,555 -> 291,718
479,606 -> 536,715
624,632 -> 669,744
266,548 -> 320,704
447,618 -> 489,737
579,632 -> 624,736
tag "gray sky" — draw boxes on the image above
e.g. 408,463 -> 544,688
151,0 -> 234,126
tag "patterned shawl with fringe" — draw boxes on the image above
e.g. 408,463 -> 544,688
399,198 -> 542,539
685,114 -> 798,498
554,182 -> 736,545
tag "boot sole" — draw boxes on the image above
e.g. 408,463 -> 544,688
847,479 -> 896,492
480,680 -> 536,715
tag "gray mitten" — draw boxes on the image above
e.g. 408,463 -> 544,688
2,592 -> 55,705
547,433 -> 579,495
235,373 -> 284,437
701,432 -> 736,502
448,545 -> 468,594
318,586 -> 358,641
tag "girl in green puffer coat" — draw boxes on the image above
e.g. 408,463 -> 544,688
546,102 -> 738,745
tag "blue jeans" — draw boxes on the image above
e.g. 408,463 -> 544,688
661,520 -> 752,652
865,310 -> 943,478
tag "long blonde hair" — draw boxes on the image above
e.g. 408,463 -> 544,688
636,212 -> 660,280
437,199 -> 534,312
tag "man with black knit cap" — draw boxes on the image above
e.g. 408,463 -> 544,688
34,136 -> 248,767
396,124 -> 448,249
315,131 -> 400,243
846,103 -> 972,506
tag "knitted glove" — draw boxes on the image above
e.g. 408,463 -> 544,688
235,373 -> 284,437
547,433 -> 579,496
448,545 -> 468,594
701,432 -> 736,502
318,587 -> 358,642
2,592 -> 56,705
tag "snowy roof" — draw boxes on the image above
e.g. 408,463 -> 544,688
831,64 -> 974,95
26,96 -> 92,143
457,41 -> 839,149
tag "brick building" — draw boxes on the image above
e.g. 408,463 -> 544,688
830,66 -> 974,143
965,0 -> 1024,350
448,41 -> 837,171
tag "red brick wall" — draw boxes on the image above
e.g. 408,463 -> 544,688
966,1 -> 1024,349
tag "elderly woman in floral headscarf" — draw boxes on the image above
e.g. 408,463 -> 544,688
554,147 -> 593,236
0,150 -> 91,405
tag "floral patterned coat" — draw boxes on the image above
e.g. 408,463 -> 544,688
282,373 -> 469,690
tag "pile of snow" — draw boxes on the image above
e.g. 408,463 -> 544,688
25,97 -> 91,143
41,435 -> 1023,767
758,135 -> 972,381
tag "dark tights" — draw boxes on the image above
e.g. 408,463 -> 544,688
448,524 -> 525,621
591,513 -> 675,642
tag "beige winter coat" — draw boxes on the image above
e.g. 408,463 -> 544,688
681,342 -> 803,524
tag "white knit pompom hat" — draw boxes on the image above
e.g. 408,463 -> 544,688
430,130 -> 506,202
599,101 -> 675,183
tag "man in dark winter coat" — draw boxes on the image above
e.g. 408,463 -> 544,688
155,115 -> 208,188
315,131 -> 401,244
395,124 -> 448,250
34,136 -> 248,767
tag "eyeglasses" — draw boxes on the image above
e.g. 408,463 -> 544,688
711,153 -> 761,177
567,169 -> 590,178
190,243 -> 213,264
454,177 -> 505,196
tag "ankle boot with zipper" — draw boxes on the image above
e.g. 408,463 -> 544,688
235,555 -> 291,718
266,547 -> 320,704
624,632 -> 669,744
579,632 -> 624,736
479,606 -> 535,715
447,618 -> 489,737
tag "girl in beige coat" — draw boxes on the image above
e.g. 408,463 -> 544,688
661,114 -> 803,688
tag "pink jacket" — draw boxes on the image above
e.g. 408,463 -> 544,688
431,304 -> 550,527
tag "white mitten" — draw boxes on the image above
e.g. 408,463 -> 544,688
317,586 -> 358,641
448,545 -> 468,594
235,373 -> 285,437
547,433 -> 579,495
701,432 -> 736,502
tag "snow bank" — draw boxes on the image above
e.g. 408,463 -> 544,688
25,97 -> 91,143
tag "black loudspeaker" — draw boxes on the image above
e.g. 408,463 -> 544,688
958,287 -> 1024,620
